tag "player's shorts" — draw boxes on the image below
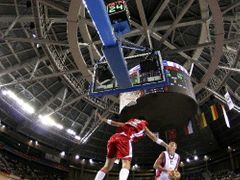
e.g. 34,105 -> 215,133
107,133 -> 132,161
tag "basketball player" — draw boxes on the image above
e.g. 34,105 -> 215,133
154,142 -> 180,180
95,113 -> 168,180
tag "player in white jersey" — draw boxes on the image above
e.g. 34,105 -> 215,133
154,142 -> 180,180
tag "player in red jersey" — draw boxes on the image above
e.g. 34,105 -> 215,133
94,113 -> 168,180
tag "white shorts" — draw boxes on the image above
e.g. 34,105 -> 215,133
156,172 -> 169,180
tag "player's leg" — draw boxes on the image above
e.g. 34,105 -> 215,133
118,138 -> 132,180
119,159 -> 131,180
95,135 -> 117,180
95,157 -> 116,180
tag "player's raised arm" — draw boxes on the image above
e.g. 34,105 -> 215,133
97,112 -> 124,127
144,127 -> 168,149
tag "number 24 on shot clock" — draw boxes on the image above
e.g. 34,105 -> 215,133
107,0 -> 126,14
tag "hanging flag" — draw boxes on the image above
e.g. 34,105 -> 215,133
200,112 -> 207,128
221,104 -> 230,128
210,104 -> 219,121
224,91 -> 234,110
189,63 -> 194,76
184,120 -> 193,135
165,129 -> 176,141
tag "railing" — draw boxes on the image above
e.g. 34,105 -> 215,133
197,46 -> 238,104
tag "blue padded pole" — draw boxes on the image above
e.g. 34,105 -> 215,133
103,43 -> 132,88
83,0 -> 116,46
83,0 -> 132,88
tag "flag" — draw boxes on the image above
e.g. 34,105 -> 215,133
184,120 -> 193,135
210,104 -> 219,121
165,129 -> 176,141
200,112 -> 207,128
221,104 -> 230,128
189,63 -> 194,76
224,91 -> 234,110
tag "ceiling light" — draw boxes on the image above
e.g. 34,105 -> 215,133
194,155 -> 198,161
89,159 -> 94,164
2,90 -> 7,95
60,151 -> 65,157
7,90 -> 17,99
39,115 -> 63,130
75,155 -> 79,160
132,164 -> 139,171
55,123 -> 64,130
39,115 -> 55,126
67,129 -> 76,135
74,135 -> 81,140
186,158 -> 190,163
4,90 -> 35,114
82,138 -> 88,144
28,140 -> 33,145
21,103 -> 35,114
204,155 -> 209,161
81,159 -> 86,164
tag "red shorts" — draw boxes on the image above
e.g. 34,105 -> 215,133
107,133 -> 132,161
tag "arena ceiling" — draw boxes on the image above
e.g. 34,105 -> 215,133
0,0 -> 239,165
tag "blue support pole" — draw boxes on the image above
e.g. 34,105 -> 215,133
83,0 -> 132,88
103,43 -> 131,88
83,0 -> 116,46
